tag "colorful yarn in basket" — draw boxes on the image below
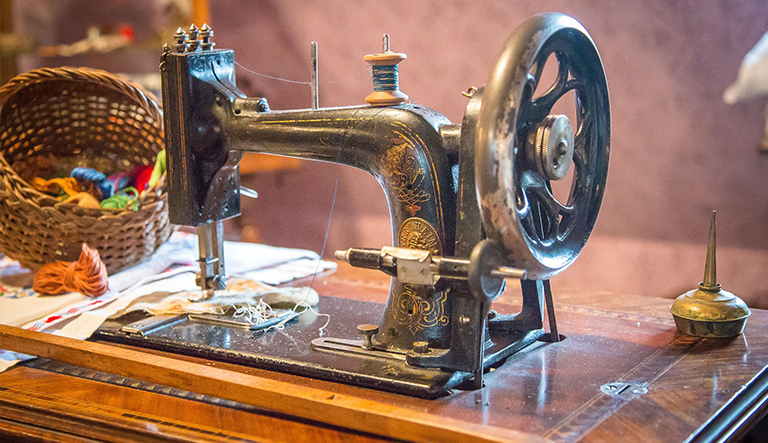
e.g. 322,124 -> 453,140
73,166 -> 154,199
32,176 -> 102,203
31,177 -> 82,197
72,167 -> 116,198
62,192 -> 100,209
100,187 -> 139,210
148,149 -> 166,190
132,165 -> 154,193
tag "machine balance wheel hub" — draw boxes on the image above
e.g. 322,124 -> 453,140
528,114 -> 575,181
475,12 -> 610,279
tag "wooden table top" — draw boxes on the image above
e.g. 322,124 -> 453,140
1,263 -> 767,442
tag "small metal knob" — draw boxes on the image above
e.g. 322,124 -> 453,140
199,23 -> 215,50
211,275 -> 227,290
412,341 -> 429,354
186,24 -> 200,52
357,324 -> 379,350
174,27 -> 187,53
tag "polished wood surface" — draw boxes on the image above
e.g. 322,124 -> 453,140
1,263 -> 767,442
0,323 -> 529,443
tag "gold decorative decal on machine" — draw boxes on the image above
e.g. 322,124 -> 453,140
394,217 -> 447,332
394,284 -> 450,334
398,217 -> 442,256
381,131 -> 431,217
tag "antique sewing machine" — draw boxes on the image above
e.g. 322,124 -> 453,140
97,12 -> 609,398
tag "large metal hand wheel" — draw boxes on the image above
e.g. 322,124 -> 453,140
475,13 -> 610,279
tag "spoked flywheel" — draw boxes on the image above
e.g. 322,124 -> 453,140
475,13 -> 610,279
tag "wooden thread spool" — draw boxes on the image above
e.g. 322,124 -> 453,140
364,34 -> 408,106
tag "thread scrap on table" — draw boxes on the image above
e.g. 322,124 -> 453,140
233,299 -> 275,325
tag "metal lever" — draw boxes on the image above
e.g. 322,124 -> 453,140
240,186 -> 259,199
335,243 -> 526,300
357,324 -> 379,350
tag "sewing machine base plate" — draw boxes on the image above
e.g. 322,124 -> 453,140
95,296 -> 543,398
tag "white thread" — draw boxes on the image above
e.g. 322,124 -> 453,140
224,64 -> 390,336
234,60 -> 370,86
232,299 -> 275,325
301,107 -> 381,334
267,301 -> 331,334
264,108 -> 381,336
235,61 -> 311,84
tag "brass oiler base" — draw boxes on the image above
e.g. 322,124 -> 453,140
671,314 -> 748,339
670,286 -> 751,338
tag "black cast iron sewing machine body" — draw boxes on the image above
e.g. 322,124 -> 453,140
96,13 -> 610,398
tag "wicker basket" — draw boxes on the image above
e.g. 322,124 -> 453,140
0,67 -> 171,274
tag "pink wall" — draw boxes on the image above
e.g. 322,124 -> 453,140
209,1 -> 768,306
12,0 -> 768,307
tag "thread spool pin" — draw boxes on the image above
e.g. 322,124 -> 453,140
363,34 -> 408,106
311,42 -> 319,109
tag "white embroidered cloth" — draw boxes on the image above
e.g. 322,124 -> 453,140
0,232 -> 335,372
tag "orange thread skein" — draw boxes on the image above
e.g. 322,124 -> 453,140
33,244 -> 109,297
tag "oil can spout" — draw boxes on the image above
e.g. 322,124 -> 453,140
701,211 -> 719,291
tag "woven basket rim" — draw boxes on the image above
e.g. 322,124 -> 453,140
0,66 -> 162,116
0,66 -> 165,213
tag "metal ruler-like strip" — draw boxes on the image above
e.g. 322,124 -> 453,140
22,357 -> 261,413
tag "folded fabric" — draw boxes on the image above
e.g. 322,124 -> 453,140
0,267 -> 198,373
217,240 -> 335,277
0,233 -> 197,329
0,232 -> 336,373
126,278 -> 318,317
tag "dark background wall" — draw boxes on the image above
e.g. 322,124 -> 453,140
11,0 -> 768,306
